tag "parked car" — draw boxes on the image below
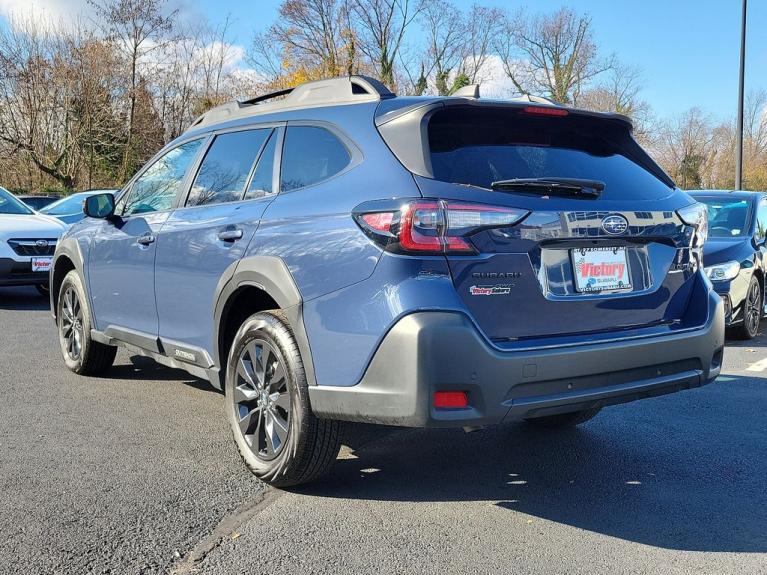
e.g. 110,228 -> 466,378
688,190 -> 767,339
0,186 -> 66,294
51,76 -> 724,487
16,195 -> 61,211
39,190 -> 117,225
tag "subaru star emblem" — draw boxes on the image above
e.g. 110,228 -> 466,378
601,214 -> 628,235
35,240 -> 49,249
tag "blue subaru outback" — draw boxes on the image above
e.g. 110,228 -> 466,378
51,76 -> 724,486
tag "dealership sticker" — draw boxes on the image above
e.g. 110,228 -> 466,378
470,284 -> 512,296
31,257 -> 52,272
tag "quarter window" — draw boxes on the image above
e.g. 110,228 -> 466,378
280,126 -> 351,192
187,129 -> 271,207
121,139 -> 203,216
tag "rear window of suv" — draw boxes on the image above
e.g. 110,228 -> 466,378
427,106 -> 673,197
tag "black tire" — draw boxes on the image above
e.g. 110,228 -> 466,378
525,407 -> 601,428
35,283 -> 49,297
225,311 -> 342,487
735,275 -> 762,340
56,270 -> 117,375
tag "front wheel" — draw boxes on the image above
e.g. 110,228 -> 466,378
57,271 -> 117,375
735,275 -> 762,340
225,311 -> 342,487
524,407 -> 601,428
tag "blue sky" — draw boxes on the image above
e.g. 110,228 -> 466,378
188,0 -> 765,121
0,0 -> 763,121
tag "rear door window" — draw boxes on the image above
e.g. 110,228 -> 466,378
280,126 -> 351,191
187,129 -> 271,207
244,131 -> 278,200
427,106 -> 673,199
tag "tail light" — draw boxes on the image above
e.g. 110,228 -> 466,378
353,199 -> 528,255
678,202 -> 708,248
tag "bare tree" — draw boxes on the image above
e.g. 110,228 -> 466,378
744,89 -> 767,158
270,0 -> 351,77
457,4 -> 503,85
654,108 -> 716,189
0,17 -> 93,189
576,62 -> 654,142
348,0 -> 423,88
88,0 -> 177,179
495,8 -> 614,104
416,0 -> 463,95
69,36 -> 125,188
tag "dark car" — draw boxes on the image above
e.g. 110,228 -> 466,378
16,195 -> 61,210
51,76 -> 723,487
689,190 -> 767,339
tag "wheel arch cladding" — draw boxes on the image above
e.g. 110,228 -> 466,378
51,256 -> 76,318
213,256 -> 318,389
51,236 -> 86,321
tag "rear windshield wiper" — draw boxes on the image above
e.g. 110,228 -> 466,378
491,177 -> 605,199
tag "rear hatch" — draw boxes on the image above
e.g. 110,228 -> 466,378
411,103 -> 697,343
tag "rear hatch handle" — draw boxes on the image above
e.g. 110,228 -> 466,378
491,177 -> 605,199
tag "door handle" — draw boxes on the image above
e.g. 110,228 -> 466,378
137,234 -> 156,246
218,228 -> 243,242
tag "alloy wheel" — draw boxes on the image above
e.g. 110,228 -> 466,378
233,339 -> 291,461
745,280 -> 762,337
60,287 -> 84,360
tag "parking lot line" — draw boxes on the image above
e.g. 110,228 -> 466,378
745,356 -> 767,372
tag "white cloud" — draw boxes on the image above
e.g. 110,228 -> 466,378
0,0 -> 92,26
474,55 -> 519,99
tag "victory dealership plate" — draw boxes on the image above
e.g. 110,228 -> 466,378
572,247 -> 631,293
31,257 -> 52,272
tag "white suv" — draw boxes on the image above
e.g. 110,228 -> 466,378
0,186 -> 67,294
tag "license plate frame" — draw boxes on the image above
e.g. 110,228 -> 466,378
31,257 -> 52,273
571,247 -> 631,293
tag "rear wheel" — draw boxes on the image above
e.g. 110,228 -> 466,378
735,275 -> 762,340
225,311 -> 342,487
525,407 -> 601,428
57,271 -> 117,375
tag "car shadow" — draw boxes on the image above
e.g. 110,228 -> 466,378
0,286 -> 49,311
106,355 -> 220,394
723,321 -> 767,348
296,407 -> 767,553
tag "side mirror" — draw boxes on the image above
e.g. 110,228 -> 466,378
83,193 -> 115,219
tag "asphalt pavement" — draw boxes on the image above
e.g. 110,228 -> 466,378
1,286 -> 765,575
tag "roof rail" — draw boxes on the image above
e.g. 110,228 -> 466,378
187,75 -> 395,131
240,87 -> 294,106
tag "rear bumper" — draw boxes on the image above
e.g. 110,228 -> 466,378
308,289 -> 725,427
0,258 -> 48,286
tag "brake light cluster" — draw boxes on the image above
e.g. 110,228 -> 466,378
354,199 -> 528,255
522,105 -> 569,117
